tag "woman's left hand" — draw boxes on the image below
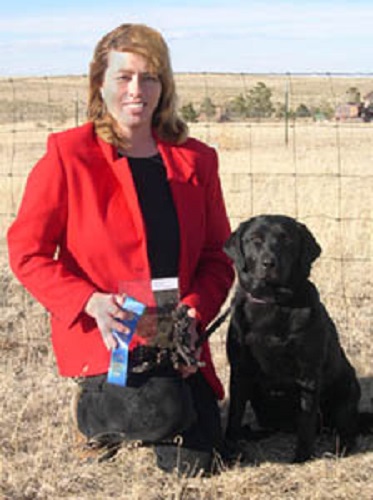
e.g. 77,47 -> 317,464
177,307 -> 202,378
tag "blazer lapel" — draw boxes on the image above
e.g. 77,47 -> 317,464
98,136 -> 146,242
157,141 -> 196,184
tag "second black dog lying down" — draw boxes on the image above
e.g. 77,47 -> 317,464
224,215 -> 363,463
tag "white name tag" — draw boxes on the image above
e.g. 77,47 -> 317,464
151,277 -> 179,292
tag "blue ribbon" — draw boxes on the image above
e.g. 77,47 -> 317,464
107,296 -> 146,386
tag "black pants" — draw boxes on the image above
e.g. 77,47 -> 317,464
75,366 -> 223,476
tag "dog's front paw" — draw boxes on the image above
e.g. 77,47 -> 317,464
337,435 -> 357,457
293,446 -> 314,463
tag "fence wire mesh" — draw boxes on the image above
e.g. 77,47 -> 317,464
0,73 -> 372,377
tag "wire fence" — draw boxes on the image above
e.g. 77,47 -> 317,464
0,72 -> 372,375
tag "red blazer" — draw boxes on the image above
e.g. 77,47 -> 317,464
7,122 -> 234,399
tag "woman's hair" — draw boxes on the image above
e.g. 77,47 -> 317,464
88,23 -> 188,146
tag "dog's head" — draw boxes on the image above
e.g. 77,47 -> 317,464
224,215 -> 321,300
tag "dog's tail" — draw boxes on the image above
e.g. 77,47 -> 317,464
358,412 -> 373,434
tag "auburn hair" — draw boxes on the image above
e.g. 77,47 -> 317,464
87,23 -> 188,147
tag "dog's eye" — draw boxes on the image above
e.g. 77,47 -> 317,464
279,233 -> 293,245
249,234 -> 263,245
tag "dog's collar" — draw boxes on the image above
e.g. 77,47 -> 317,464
244,287 -> 295,306
246,292 -> 274,305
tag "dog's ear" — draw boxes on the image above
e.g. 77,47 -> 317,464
297,222 -> 321,277
223,224 -> 246,272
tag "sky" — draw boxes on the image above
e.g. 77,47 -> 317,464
1,0 -> 373,76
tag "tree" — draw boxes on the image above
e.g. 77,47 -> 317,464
346,86 -> 361,104
274,102 -> 295,119
295,103 -> 312,118
246,82 -> 274,119
227,94 -> 247,119
180,102 -> 198,123
311,101 -> 334,121
199,97 -> 216,120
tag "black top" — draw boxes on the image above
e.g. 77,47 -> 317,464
127,154 -> 180,279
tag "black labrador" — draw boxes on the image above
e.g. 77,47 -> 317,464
224,214 -> 362,463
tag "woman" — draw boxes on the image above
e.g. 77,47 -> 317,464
7,24 -> 234,476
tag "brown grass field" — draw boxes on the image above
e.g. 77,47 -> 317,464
0,74 -> 372,499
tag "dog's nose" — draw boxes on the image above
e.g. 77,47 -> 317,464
262,255 -> 275,269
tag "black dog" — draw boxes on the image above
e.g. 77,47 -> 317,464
224,214 -> 363,463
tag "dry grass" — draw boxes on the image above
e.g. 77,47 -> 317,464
1,266 -> 372,499
1,74 -> 373,499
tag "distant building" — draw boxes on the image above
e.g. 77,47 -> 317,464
335,103 -> 361,121
335,90 -> 373,122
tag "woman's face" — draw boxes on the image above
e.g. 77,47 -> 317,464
100,50 -> 162,133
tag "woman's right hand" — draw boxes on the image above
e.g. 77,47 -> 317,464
84,292 -> 129,350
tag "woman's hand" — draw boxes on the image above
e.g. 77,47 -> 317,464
84,292 -> 129,350
177,307 -> 202,378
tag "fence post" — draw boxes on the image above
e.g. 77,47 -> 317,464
74,93 -> 79,126
284,76 -> 289,146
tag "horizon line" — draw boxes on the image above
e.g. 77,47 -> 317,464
1,71 -> 373,80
